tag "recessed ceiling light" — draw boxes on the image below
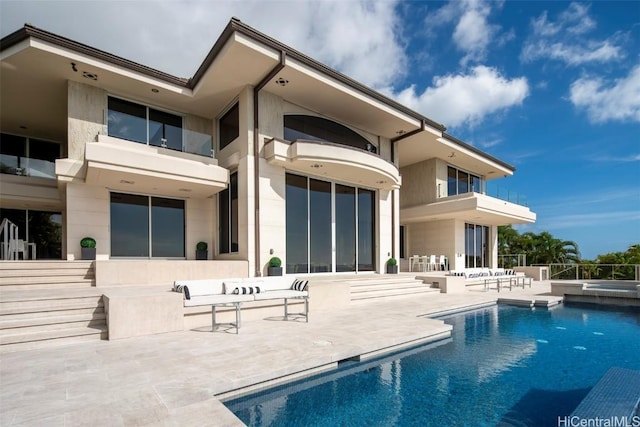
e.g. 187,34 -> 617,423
178,188 -> 192,192
310,163 -> 323,169
376,180 -> 387,184
275,77 -> 289,87
396,130 -> 406,135
119,179 -> 134,184
151,88 -> 159,93
19,125 -> 27,130
82,71 -> 98,81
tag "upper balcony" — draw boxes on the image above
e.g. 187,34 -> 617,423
56,134 -> 229,198
401,191 -> 536,225
264,137 -> 401,191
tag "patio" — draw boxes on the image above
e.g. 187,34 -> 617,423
0,281 -> 556,426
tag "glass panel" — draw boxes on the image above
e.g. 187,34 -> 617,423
458,170 -> 469,194
110,193 -> 149,257
284,115 -> 375,152
184,129 -> 213,157
286,174 -> 308,274
149,109 -> 182,151
357,189 -> 375,271
230,172 -> 239,253
399,225 -> 405,259
0,133 -> 26,175
465,223 -> 474,268
219,187 -> 230,254
475,224 -> 484,268
447,167 -> 457,196
470,174 -> 482,193
309,179 -> 332,273
336,184 -> 356,272
28,210 -> 62,259
219,103 -> 239,150
27,139 -> 59,179
108,98 -> 147,144
151,197 -> 184,257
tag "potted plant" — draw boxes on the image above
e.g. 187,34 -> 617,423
80,237 -> 96,260
267,256 -> 283,276
386,258 -> 398,274
196,241 -> 208,260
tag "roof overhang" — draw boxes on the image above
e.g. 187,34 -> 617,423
396,131 -> 515,177
401,192 -> 536,226
264,138 -> 401,190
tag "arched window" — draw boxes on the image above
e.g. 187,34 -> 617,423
284,115 -> 376,153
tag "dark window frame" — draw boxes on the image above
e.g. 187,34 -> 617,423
447,166 -> 482,197
218,171 -> 239,254
219,102 -> 239,151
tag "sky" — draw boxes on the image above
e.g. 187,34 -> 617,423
1,0 -> 638,260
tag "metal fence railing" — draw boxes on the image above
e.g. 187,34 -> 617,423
536,263 -> 640,281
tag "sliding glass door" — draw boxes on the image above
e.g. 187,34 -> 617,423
286,173 -> 376,274
465,223 -> 489,268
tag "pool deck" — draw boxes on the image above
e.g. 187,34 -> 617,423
1,281 -> 555,426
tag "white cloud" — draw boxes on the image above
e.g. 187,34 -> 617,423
569,65 -> 640,123
391,66 -> 529,128
424,0 -> 503,65
521,2 -> 624,66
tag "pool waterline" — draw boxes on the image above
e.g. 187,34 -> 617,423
225,303 -> 640,427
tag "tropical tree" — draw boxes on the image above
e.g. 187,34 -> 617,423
497,227 -> 581,265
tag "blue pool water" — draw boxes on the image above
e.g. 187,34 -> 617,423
226,304 -> 640,426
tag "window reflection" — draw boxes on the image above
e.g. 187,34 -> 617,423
285,173 -> 376,274
448,166 -> 482,196
284,115 -> 376,153
219,103 -> 239,150
0,208 -> 62,259
310,179 -> 332,273
336,184 -> 356,272
286,174 -> 308,274
110,193 -> 185,258
219,171 -> 238,254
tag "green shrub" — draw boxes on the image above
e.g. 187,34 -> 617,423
80,237 -> 96,248
268,257 -> 282,268
387,258 -> 397,266
196,241 -> 208,251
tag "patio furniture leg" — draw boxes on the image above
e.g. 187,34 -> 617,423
284,298 -> 289,320
212,305 -> 217,331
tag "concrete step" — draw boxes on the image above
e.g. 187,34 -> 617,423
0,261 -> 93,270
0,313 -> 106,331
0,329 -> 107,353
0,268 -> 95,278
0,282 -> 94,291
343,276 -> 421,285
0,275 -> 94,285
0,324 -> 107,346
0,297 -> 103,315
350,281 -> 428,293
351,287 -> 439,302
0,307 -> 104,324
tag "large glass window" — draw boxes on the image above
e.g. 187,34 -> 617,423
110,193 -> 184,258
310,180 -> 332,273
285,173 -> 376,274
358,189 -> 376,271
0,133 -> 60,179
219,171 -> 238,254
336,184 -> 356,272
108,97 -> 183,151
465,223 -> 489,268
0,208 -> 62,259
219,103 -> 239,151
285,174 -> 308,273
447,166 -> 482,196
284,115 -> 376,153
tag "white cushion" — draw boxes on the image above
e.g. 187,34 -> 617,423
253,290 -> 308,300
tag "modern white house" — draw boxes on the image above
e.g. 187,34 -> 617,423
0,17 -> 536,281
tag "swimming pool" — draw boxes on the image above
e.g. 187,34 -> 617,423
225,304 -> 640,426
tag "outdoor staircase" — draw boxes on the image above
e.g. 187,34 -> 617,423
0,261 -> 107,353
347,275 -> 439,303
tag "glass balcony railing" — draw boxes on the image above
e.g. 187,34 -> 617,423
183,129 -> 214,158
0,154 -> 56,179
485,183 -> 529,207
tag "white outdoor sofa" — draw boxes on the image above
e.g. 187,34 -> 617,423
448,268 -> 531,292
173,276 -> 309,333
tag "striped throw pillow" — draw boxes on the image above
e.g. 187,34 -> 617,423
291,280 -> 308,291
